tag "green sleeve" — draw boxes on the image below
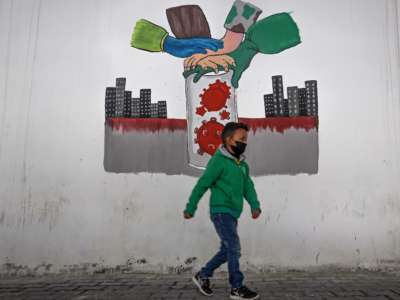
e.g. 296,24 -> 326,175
246,12 -> 301,54
185,156 -> 223,216
130,19 -> 168,52
243,164 -> 260,212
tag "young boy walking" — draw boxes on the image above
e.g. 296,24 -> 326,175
183,122 -> 261,300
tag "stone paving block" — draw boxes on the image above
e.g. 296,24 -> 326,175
271,290 -> 305,297
304,291 -> 336,297
383,291 -> 400,300
391,289 -> 400,295
18,291 -> 48,298
259,297 -> 295,300
290,297 -> 325,300
99,283 -> 130,288
0,293 -> 24,300
379,290 -> 400,298
326,287 -> 348,294
360,288 -> 393,296
0,288 -> 24,293
23,297 -> 58,300
331,290 -> 366,296
76,283 -> 103,288
323,297 -> 358,300
79,292 -> 148,300
20,287 -> 48,292
354,297 -> 390,300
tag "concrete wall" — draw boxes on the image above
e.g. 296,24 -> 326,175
1,0 -> 400,275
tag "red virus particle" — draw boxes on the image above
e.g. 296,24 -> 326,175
196,79 -> 231,116
194,117 -> 224,156
196,106 -> 207,116
219,110 -> 230,120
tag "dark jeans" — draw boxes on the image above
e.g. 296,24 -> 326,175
199,213 -> 244,289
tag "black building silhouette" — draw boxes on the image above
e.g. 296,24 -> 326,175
124,91 -> 132,118
131,98 -> 140,118
158,101 -> 167,118
105,87 -> 116,118
287,86 -> 299,117
272,75 -> 284,116
298,88 -> 308,116
115,78 -> 126,117
305,80 -> 318,117
139,89 -> 151,118
150,103 -> 158,118
264,94 -> 276,117
282,98 -> 289,117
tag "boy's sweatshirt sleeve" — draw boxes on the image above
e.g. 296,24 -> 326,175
185,156 -> 223,216
244,164 -> 261,212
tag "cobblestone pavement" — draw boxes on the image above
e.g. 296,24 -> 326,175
1,269 -> 400,300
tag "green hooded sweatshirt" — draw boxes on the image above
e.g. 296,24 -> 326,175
185,145 -> 261,219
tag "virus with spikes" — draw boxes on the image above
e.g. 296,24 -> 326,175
219,110 -> 230,120
196,79 -> 231,116
194,117 -> 224,156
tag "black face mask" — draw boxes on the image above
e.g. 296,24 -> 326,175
231,141 -> 247,158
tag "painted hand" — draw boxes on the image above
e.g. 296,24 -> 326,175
196,55 -> 236,72
163,36 -> 223,58
183,31 -> 244,70
252,208 -> 261,219
182,54 -> 237,85
184,53 -> 207,70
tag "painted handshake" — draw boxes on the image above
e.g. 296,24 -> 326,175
130,19 -> 224,58
183,12 -> 302,88
130,2 -> 301,88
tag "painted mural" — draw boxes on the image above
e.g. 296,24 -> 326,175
103,1 -> 319,176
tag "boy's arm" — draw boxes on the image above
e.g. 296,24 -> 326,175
243,164 -> 261,212
184,156 -> 223,216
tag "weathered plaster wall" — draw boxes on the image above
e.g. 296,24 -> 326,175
0,0 -> 400,275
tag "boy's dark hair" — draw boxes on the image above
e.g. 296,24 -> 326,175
221,122 -> 249,145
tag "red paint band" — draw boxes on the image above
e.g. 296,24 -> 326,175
105,118 -> 187,133
106,117 -> 318,134
238,117 -> 318,134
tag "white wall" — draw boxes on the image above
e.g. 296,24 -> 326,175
1,0 -> 400,274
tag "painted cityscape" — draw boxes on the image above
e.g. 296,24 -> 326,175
264,75 -> 318,118
104,76 -> 318,121
105,78 -> 167,119
104,75 -> 319,176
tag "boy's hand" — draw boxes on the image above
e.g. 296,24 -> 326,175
252,208 -> 261,219
183,211 -> 193,219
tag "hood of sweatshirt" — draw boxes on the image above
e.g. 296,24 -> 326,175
217,144 -> 246,162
